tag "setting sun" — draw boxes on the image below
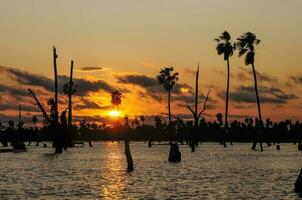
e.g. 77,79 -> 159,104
108,110 -> 121,118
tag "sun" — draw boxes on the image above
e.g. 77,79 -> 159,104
108,110 -> 121,117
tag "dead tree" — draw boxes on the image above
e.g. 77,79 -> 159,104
28,47 -> 66,153
68,60 -> 74,126
186,63 -> 211,152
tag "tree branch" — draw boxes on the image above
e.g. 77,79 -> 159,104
197,88 -> 211,119
28,89 -> 52,124
186,105 -> 196,118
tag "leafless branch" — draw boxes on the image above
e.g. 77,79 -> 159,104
197,88 -> 211,119
28,89 -> 52,124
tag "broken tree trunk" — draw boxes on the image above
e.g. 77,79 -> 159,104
68,60 -> 73,127
53,47 -> 62,154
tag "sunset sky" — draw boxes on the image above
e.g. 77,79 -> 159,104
0,0 -> 302,125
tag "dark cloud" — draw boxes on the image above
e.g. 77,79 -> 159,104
0,66 -> 54,91
218,85 -> 298,104
117,74 -> 157,87
237,67 -> 278,83
59,75 -> 116,95
74,98 -> 112,110
78,67 -> 103,72
0,103 -> 39,112
117,74 -> 193,103
0,84 -> 29,97
0,66 -> 118,96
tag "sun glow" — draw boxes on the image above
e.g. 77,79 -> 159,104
108,110 -> 121,117
180,87 -> 189,93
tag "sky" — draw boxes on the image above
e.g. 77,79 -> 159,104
0,0 -> 302,125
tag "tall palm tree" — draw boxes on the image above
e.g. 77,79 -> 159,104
156,67 -> 179,129
236,32 -> 263,151
215,31 -> 235,147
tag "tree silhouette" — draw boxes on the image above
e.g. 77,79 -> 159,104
111,90 -> 122,108
236,32 -> 263,151
63,60 -> 76,127
215,31 -> 235,147
156,67 -> 179,131
186,64 -> 211,151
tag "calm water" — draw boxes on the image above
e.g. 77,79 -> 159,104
0,142 -> 302,199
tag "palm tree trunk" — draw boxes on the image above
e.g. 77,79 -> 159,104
223,59 -> 230,148
68,60 -> 73,127
251,64 -> 262,122
251,63 -> 263,151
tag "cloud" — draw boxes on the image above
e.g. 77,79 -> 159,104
288,74 -> 302,86
117,74 -> 157,87
76,66 -> 112,72
74,98 -> 112,110
218,85 -> 298,104
0,103 -> 39,112
117,74 -> 193,103
0,84 -> 29,97
0,66 -> 118,96
237,67 -> 278,83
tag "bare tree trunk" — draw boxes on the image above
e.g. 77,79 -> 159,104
194,64 -> 199,148
53,47 -> 62,153
68,60 -> 73,127
251,63 -> 263,151
125,140 -> 133,172
53,47 -> 59,126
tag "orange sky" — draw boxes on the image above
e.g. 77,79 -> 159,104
0,0 -> 302,124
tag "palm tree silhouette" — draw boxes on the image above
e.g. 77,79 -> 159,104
215,31 -> 235,147
156,67 -> 179,130
111,90 -> 122,108
111,90 -> 122,126
236,32 -> 263,151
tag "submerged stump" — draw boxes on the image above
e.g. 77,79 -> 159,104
125,140 -> 134,172
298,143 -> 302,151
168,142 -> 181,162
295,168 -> 302,193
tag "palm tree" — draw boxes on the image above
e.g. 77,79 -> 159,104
111,90 -> 122,127
111,90 -> 122,108
236,32 -> 263,151
156,67 -> 179,129
111,90 -> 133,171
215,31 -> 235,147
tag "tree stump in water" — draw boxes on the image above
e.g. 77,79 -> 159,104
276,145 -> 280,150
298,143 -> 302,151
168,143 -> 181,162
148,140 -> 152,148
89,141 -> 93,147
125,140 -> 134,172
295,168 -> 302,193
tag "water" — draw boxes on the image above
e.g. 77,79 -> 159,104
0,142 -> 301,199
